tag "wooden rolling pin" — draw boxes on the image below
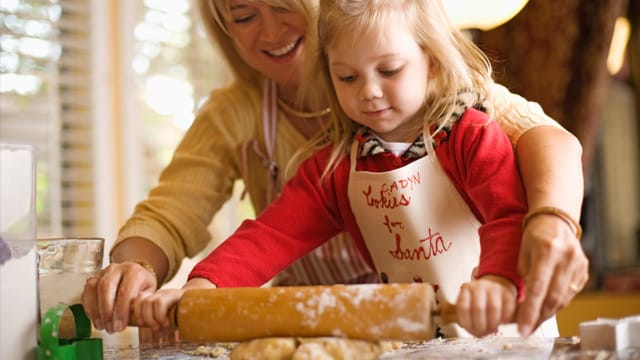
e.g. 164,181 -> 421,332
164,283 -> 456,342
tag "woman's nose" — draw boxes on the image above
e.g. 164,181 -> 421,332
260,10 -> 286,42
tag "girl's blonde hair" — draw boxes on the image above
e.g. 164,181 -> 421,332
307,0 -> 495,177
198,0 -> 319,88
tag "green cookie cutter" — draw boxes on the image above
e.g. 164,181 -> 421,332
37,303 -> 103,360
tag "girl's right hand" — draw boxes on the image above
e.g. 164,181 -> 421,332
131,288 -> 185,335
131,277 -> 216,336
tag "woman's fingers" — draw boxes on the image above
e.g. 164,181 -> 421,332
111,262 -> 158,332
517,245 -> 556,336
81,261 -> 158,333
540,243 -> 589,320
94,267 -> 122,333
517,215 -> 589,336
81,274 -> 104,330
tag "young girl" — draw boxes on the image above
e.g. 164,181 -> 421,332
132,0 -> 565,338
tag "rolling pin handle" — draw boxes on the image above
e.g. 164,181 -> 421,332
433,301 -> 457,325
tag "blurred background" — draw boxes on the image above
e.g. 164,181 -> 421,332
1,0 -> 638,336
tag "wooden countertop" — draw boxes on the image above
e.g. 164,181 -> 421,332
104,337 -> 640,359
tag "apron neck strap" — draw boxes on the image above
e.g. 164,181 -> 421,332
262,79 -> 278,159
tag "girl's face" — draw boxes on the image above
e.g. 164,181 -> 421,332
225,1 -> 307,92
327,19 -> 430,142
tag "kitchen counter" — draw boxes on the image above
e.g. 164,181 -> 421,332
103,337 -> 640,359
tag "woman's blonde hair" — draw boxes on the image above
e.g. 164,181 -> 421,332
307,0 -> 495,177
198,0 -> 319,88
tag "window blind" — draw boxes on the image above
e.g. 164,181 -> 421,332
1,0 -> 65,235
57,0 -> 96,236
0,0 -> 111,237
1,0 -> 239,246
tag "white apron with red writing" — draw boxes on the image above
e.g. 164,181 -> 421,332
347,134 -> 558,337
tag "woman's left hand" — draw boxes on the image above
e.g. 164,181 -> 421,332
516,214 -> 589,336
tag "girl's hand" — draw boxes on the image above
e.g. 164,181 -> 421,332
455,275 -> 518,337
132,288 -> 184,336
131,277 -> 215,337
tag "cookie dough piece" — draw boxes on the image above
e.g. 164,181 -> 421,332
230,337 -> 402,360
291,343 -> 333,360
231,337 -> 297,360
294,337 -> 393,360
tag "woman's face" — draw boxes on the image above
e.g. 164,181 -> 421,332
225,1 -> 307,91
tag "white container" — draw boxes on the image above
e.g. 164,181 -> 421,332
0,144 -> 38,360
580,315 -> 640,351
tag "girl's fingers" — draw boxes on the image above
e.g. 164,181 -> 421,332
455,284 -> 473,332
469,287 -> 487,335
458,278 -> 519,337
484,290 -> 501,334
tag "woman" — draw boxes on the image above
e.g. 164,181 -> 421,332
82,0 -> 587,338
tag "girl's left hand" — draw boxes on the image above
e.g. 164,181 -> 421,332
455,275 -> 518,337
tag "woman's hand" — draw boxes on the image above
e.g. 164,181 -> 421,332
513,126 -> 587,336
81,261 -> 158,333
517,214 -> 589,336
455,275 -> 518,337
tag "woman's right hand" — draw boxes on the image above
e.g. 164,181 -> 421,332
81,261 -> 158,333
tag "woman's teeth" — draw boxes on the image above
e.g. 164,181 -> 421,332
268,40 -> 297,57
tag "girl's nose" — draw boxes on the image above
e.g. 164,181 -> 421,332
359,79 -> 383,101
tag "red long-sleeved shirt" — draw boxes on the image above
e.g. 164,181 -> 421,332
190,108 -> 527,293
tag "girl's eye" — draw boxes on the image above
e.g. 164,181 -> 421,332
379,67 -> 401,77
337,75 -> 357,82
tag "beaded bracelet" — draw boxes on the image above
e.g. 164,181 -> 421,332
132,260 -> 158,282
522,206 -> 583,240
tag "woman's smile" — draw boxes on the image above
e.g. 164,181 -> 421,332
265,37 -> 302,57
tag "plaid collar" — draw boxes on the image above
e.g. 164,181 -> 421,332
357,131 -> 427,160
355,90 -> 487,160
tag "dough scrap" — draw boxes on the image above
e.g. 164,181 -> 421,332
230,337 -> 401,360
231,338 -> 297,360
185,344 -> 231,357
